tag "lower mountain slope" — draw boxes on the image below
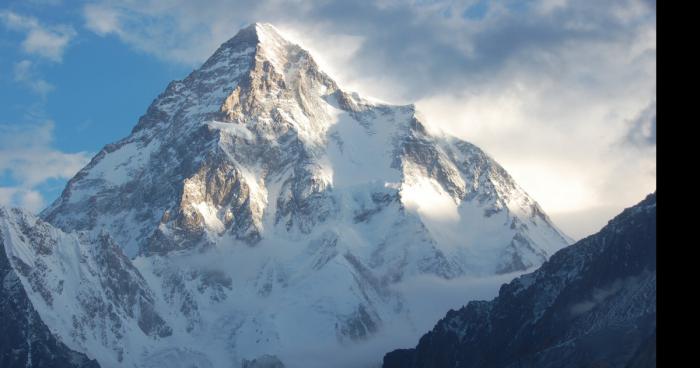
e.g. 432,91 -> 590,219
1,210 -> 100,368
384,193 -> 657,368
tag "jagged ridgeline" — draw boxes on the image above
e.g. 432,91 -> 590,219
2,23 -> 569,368
384,193 -> 656,368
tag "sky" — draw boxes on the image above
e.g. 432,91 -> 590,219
0,0 -> 656,240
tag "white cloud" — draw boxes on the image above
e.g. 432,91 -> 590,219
0,187 -> 45,213
82,2 -> 233,65
0,10 -> 76,62
415,34 -> 657,239
401,175 -> 460,222
83,3 -> 122,35
0,122 -> 91,213
536,0 -> 569,14
13,59 -> 54,97
78,0 -> 655,239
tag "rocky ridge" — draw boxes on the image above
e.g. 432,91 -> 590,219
383,193 -> 656,368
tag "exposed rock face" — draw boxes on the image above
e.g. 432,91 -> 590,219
0,208 -> 170,365
383,193 -> 656,368
3,23 -> 571,368
41,23 -> 567,269
242,355 -> 286,368
0,214 -> 99,368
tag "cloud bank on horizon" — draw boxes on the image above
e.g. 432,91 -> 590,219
0,0 -> 655,240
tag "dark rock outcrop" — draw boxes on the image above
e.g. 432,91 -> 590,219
384,193 -> 656,368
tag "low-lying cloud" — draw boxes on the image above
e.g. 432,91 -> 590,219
280,271 -> 528,368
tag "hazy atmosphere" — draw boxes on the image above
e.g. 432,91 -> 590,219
1,0 -> 655,239
0,2 -> 657,368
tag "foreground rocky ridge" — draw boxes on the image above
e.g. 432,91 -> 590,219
383,193 -> 656,368
3,23 -> 570,367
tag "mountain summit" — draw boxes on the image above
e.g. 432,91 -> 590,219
3,23 -> 569,367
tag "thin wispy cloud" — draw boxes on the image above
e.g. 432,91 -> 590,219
0,187 -> 44,213
1,8 -> 84,212
0,122 -> 91,212
13,59 -> 54,97
0,10 -> 76,62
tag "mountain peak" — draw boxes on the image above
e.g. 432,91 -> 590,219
250,22 -> 287,42
129,21 -> 334,134
214,22 -> 302,75
222,22 -> 292,51
234,22 -> 284,38
35,22 -> 572,367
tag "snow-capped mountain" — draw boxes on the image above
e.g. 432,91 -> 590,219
0,209 -> 99,368
2,23 -> 569,367
383,193 -> 656,368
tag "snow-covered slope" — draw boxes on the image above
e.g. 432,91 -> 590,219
2,23 -> 570,367
383,193 -> 656,368
1,207 -> 171,367
0,208 -> 100,368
